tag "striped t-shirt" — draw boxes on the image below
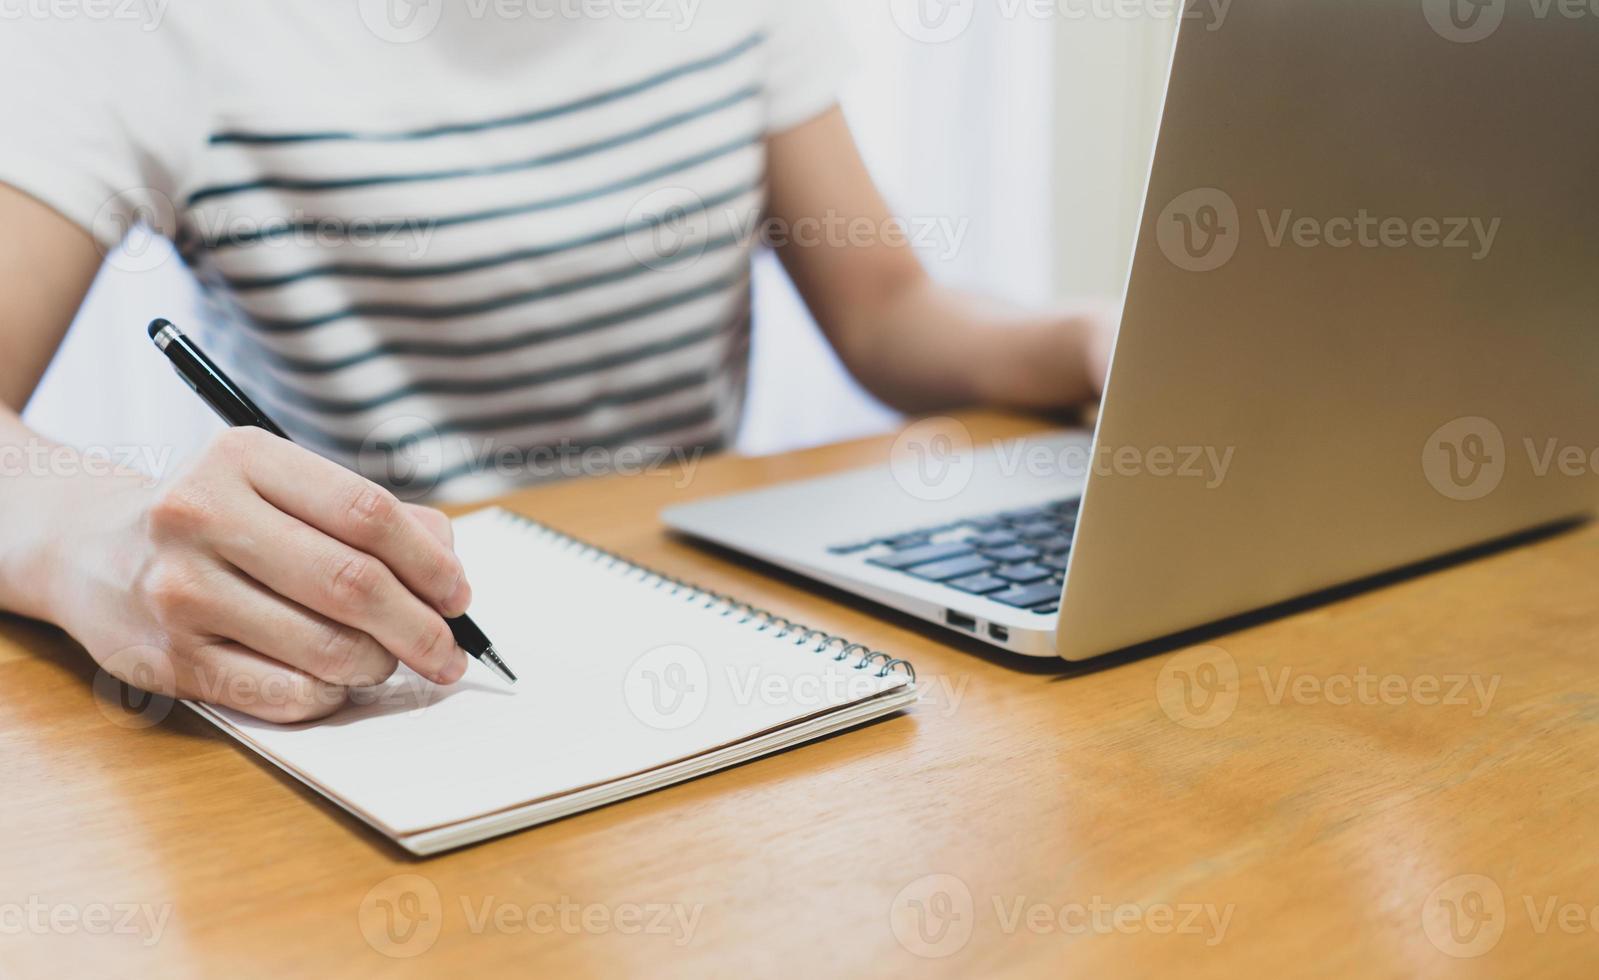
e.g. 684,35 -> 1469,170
1,1 -> 849,500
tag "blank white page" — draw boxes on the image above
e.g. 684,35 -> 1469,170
205,509 -> 911,836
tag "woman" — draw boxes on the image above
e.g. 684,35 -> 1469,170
0,1 -> 1112,720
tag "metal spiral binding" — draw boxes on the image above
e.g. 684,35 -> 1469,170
493,510 -> 916,682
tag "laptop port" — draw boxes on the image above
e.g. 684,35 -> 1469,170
988,624 -> 1009,642
945,610 -> 977,631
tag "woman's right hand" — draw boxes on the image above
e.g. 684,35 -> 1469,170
49,427 -> 474,723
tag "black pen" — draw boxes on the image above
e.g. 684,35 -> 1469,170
147,318 -> 517,685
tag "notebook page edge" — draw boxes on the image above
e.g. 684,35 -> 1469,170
400,684 -> 921,855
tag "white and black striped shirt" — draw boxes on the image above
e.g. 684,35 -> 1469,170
1,1 -> 849,499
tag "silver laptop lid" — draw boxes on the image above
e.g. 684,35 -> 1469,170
1057,0 -> 1599,659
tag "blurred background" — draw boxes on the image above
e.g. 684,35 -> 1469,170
24,2 -> 1176,473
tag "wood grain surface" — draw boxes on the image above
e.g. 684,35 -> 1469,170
1,411 -> 1595,978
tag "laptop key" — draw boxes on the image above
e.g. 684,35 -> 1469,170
1000,506 -> 1051,522
969,530 -> 1019,548
867,541 -> 974,570
947,572 -> 1010,595
827,540 -> 876,555
989,582 -> 1063,608
1035,535 -> 1074,553
995,563 -> 1052,584
884,533 -> 933,550
1014,521 -> 1061,539
906,554 -> 996,582
1041,553 -> 1070,570
1034,603 -> 1060,614
984,544 -> 1040,563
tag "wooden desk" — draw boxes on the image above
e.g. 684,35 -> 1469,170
3,411 -> 1596,977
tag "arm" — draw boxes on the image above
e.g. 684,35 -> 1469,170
765,108 -> 1117,413
0,184 -> 115,622
0,184 -> 473,722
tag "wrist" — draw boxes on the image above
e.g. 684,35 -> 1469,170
0,458 -> 153,627
972,313 -> 1097,410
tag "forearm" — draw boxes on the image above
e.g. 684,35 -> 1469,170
766,110 -> 1114,416
825,274 -> 1107,414
0,184 -> 135,624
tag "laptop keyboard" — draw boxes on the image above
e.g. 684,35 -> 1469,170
827,497 -> 1080,614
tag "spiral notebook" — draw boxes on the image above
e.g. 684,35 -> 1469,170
188,507 -> 919,854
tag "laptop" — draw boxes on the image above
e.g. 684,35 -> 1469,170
663,0 -> 1599,661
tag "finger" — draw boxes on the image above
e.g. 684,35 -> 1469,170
191,568 -> 399,688
404,504 -> 454,550
175,640 -> 348,724
209,495 -> 467,685
231,430 -> 471,617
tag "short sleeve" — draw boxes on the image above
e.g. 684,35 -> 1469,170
0,16 -> 205,250
762,0 -> 855,134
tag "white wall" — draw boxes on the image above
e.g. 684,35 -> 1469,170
740,0 -> 1063,455
1051,11 -> 1178,298
743,5 -> 1179,453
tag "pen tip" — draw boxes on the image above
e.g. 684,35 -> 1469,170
480,647 -> 517,685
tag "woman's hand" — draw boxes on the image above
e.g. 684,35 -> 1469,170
48,428 -> 473,723
0,187 -> 471,722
